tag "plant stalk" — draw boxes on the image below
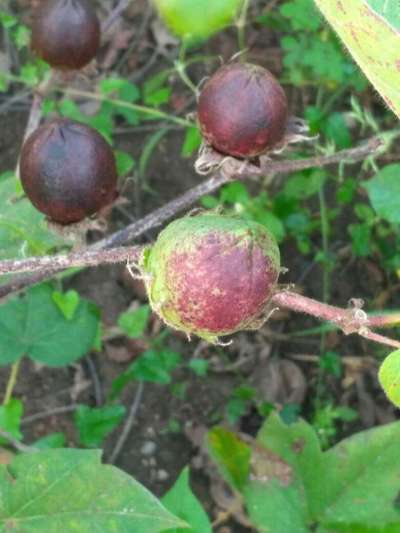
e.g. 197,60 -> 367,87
3,358 -> 22,405
271,290 -> 400,349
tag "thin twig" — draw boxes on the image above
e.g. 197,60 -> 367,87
98,173 -> 229,249
23,72 -> 56,142
3,359 -> 21,405
198,136 -> 384,179
21,404 -> 79,425
108,382 -> 144,464
85,355 -> 103,407
0,246 -> 143,276
255,137 -> 383,177
271,290 -> 400,349
0,429 -> 38,453
102,0 -> 130,33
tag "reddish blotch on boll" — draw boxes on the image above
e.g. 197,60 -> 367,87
198,62 -> 288,158
19,118 -> 118,224
31,0 -> 100,70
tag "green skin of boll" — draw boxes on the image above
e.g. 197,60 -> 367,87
153,0 -> 244,43
141,214 -> 280,343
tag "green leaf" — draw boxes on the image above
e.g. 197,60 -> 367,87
226,397 -> 248,425
59,98 -> 86,122
181,126 -> 202,158
143,71 -> 170,99
279,403 -> 301,425
0,74 -> 8,93
336,178 -> 357,204
244,481 -> 308,533
242,414 -> 323,531
0,11 -> 17,29
283,170 -> 327,199
118,305 -> 150,338
349,223 -> 371,257
378,350 -> 400,407
99,78 -> 129,95
323,112 -> 351,148
100,78 -> 140,102
111,349 -> 182,398
314,0 -> 400,117
0,449 -> 186,531
354,202 -> 375,222
131,349 -> 182,383
320,421 -> 400,530
20,63 -> 42,87
52,289 -> 80,320
98,78 -> 140,126
75,405 -> 126,448
33,432 -> 66,449
319,351 -> 342,377
226,386 -> 255,424
280,0 -> 321,31
93,322 -> 103,352
282,33 -> 358,88
0,175 -> 69,261
115,150 -> 135,177
250,209 -> 286,243
227,413 -> 400,531
220,181 -> 250,204
207,427 -> 251,491
86,104 -> 115,142
200,195 -> 220,209
0,399 -> 23,443
12,25 -> 31,49
0,284 -> 99,366
364,164 -> 400,224
188,359 -> 209,377
162,467 -> 212,533
144,87 -> 172,107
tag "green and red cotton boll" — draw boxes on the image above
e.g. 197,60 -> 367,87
197,62 -> 289,158
141,214 -> 280,343
31,0 -> 100,70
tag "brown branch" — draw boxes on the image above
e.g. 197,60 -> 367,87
21,404 -> 79,425
23,72 -> 56,143
0,246 -> 143,275
102,0 -> 131,33
254,137 -> 383,176
271,290 -> 400,349
0,136 -> 386,299
108,382 -> 144,464
0,429 -> 38,453
195,135 -> 384,178
96,172 -> 229,249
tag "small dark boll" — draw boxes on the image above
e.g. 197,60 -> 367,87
20,119 -> 118,224
141,214 -> 280,343
31,0 -> 100,70
198,63 -> 288,158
